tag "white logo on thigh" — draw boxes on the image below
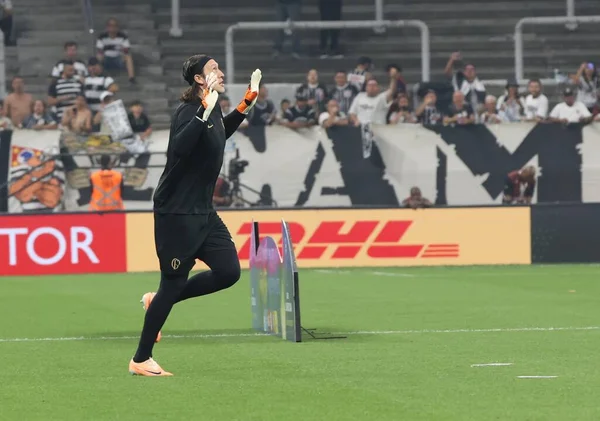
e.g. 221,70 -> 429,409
171,258 -> 181,270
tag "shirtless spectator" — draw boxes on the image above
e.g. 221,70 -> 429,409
4,76 -> 34,127
61,95 -> 92,134
21,100 -> 58,130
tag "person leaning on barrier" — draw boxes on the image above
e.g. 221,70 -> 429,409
502,166 -> 536,205
89,154 -> 124,212
402,187 -> 432,209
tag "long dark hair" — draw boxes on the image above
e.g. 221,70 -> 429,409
180,82 -> 201,102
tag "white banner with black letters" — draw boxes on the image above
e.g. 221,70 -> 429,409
4,122 -> 599,212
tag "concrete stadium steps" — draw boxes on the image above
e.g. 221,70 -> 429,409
153,2 -> 600,24
154,0 -> 600,88
7,0 -> 171,128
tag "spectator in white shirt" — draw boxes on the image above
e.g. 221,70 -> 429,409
571,62 -> 598,112
522,79 -> 549,121
318,99 -> 349,128
496,80 -> 523,122
348,76 -> 396,126
549,87 -> 594,124
480,95 -> 502,124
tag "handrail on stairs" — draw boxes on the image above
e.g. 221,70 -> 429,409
225,20 -> 430,84
80,0 -> 95,54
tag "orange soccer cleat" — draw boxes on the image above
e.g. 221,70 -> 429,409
141,292 -> 162,343
129,358 -> 173,377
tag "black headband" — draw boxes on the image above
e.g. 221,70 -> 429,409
182,54 -> 213,86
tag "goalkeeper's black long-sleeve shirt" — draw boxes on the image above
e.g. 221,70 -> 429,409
153,100 -> 245,214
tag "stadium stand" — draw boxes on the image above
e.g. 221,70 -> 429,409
9,0 -> 170,127
4,0 -> 600,126
155,0 -> 600,111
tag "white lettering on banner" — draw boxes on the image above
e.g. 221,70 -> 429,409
70,226 -> 99,264
0,228 -> 27,265
26,227 -> 67,265
0,227 -> 99,266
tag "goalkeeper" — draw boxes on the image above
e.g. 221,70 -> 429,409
128,54 -> 262,377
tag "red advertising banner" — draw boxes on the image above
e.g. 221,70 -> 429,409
0,213 -> 127,276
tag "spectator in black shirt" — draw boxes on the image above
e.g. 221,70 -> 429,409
128,100 -> 152,140
415,90 -> 442,126
444,52 -> 486,114
273,0 -> 302,58
348,56 -> 373,92
247,85 -> 276,126
444,91 -> 475,126
298,69 -> 328,114
318,0 -> 343,58
282,91 -> 317,129
329,70 -> 358,115
387,63 -> 407,97
0,0 -> 13,46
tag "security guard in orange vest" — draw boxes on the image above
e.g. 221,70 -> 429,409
89,154 -> 124,211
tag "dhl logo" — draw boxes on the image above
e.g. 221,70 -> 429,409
236,220 -> 459,260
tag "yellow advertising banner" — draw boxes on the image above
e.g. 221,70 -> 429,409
126,207 -> 531,271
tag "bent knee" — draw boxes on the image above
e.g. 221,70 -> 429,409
217,261 -> 241,288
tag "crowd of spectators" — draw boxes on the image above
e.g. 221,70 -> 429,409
1,18 -> 147,138
239,52 -> 600,131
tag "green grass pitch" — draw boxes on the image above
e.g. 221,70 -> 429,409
1,265 -> 599,420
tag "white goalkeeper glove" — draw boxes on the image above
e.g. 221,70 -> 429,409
236,69 -> 262,115
198,72 -> 219,121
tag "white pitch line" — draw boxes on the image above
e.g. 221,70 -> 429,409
314,269 -> 352,274
517,376 -> 558,379
370,271 -> 416,277
0,326 -> 598,344
471,363 -> 513,367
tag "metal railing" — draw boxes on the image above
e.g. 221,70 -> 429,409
81,0 -> 95,53
169,0 -> 386,37
514,15 -> 600,83
225,20 -> 430,84
169,0 -> 182,37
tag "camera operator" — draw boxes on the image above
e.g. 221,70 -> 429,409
213,176 -> 232,208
